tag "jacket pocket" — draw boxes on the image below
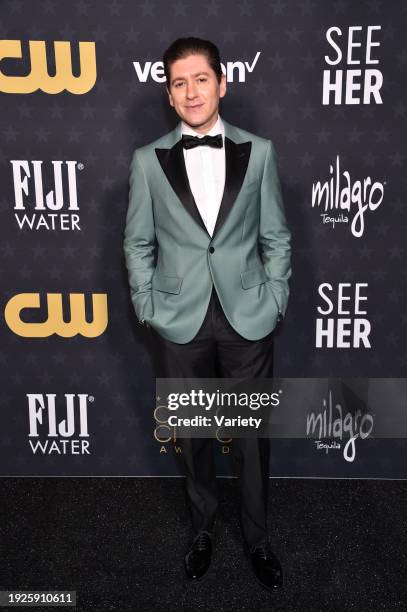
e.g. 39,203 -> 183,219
152,272 -> 183,294
241,265 -> 268,289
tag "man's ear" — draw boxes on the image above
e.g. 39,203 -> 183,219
219,73 -> 227,99
166,86 -> 174,107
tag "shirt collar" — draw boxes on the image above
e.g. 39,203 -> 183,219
181,114 -> 224,138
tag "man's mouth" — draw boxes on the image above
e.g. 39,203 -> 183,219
186,104 -> 203,109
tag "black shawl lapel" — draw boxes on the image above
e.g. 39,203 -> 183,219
155,134 -> 251,239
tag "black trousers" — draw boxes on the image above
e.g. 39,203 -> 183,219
148,286 -> 273,548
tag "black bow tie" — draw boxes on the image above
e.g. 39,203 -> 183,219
181,133 -> 223,150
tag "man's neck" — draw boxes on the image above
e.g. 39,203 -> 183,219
183,112 -> 219,135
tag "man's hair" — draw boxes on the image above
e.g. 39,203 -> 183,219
163,37 -> 223,87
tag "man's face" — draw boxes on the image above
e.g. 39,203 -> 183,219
166,53 -> 226,134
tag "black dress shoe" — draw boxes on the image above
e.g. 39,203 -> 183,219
248,540 -> 283,591
184,530 -> 212,581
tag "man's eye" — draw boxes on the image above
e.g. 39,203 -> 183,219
198,78 -> 207,82
174,82 -> 184,88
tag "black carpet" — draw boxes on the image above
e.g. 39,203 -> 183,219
1,478 -> 407,611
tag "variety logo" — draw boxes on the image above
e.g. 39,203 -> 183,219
27,393 -> 93,455
133,52 -> 261,83
312,155 -> 384,238
4,293 -> 108,338
0,40 -> 97,94
306,389 -> 374,462
323,26 -> 383,105
11,160 -> 83,231
315,283 -> 371,349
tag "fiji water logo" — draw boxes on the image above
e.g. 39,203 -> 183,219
27,393 -> 93,455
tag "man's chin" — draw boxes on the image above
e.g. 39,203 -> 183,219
182,116 -> 206,127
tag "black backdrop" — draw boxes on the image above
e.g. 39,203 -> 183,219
1,0 -> 406,477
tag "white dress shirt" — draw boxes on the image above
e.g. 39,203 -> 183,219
181,114 -> 226,237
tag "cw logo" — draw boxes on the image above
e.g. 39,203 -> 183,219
4,293 -> 107,338
0,40 -> 97,94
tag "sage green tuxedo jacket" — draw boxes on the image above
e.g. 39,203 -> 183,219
124,119 -> 291,344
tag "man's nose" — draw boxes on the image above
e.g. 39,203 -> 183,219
186,81 -> 198,99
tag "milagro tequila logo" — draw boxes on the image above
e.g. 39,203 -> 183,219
311,155 -> 384,237
27,393 -> 93,455
306,389 -> 374,462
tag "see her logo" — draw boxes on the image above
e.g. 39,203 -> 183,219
323,26 -> 383,105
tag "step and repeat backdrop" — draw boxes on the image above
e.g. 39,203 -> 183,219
1,0 -> 406,477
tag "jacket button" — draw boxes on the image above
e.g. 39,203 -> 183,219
209,246 -> 215,253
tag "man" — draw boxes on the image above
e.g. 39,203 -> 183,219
124,37 -> 291,592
